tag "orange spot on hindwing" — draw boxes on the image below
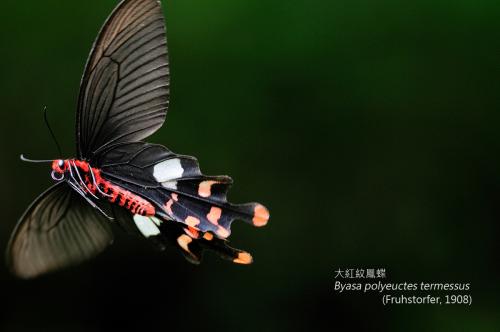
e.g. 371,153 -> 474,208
233,252 -> 253,265
165,199 -> 174,215
203,232 -> 214,241
216,226 -> 230,239
198,181 -> 217,198
164,194 -> 178,215
207,207 -> 222,225
177,234 -> 193,253
253,204 -> 269,227
185,216 -> 200,227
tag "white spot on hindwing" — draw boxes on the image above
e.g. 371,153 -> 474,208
151,217 -> 161,226
153,159 -> 184,183
133,215 -> 161,237
161,180 -> 177,190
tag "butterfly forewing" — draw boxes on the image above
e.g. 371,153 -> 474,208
77,0 -> 169,160
7,183 -> 114,279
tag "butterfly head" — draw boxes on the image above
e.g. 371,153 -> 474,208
51,159 -> 69,180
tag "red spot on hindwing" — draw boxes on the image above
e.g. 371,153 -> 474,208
185,227 -> 200,238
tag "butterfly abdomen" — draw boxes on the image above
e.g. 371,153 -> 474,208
104,183 -> 155,216
71,160 -> 156,216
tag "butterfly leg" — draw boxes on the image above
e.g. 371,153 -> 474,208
68,162 -> 99,200
66,179 -> 114,220
89,167 -> 112,198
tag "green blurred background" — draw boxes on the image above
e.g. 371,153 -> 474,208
0,0 -> 499,330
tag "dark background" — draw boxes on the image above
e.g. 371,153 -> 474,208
0,0 -> 499,330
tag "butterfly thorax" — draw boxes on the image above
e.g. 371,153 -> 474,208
51,159 -> 155,216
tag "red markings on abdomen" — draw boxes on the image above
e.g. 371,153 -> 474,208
104,183 -> 156,216
72,160 -> 155,216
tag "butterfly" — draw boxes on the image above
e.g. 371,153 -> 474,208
6,0 -> 269,279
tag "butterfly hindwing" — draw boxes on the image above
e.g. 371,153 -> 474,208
107,204 -> 253,265
97,142 -> 269,240
148,188 -> 266,239
76,0 -> 169,159
137,216 -> 254,265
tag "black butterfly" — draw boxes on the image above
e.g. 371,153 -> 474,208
7,0 -> 269,279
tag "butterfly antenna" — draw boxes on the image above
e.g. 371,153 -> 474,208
20,155 -> 54,163
43,106 -> 63,157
